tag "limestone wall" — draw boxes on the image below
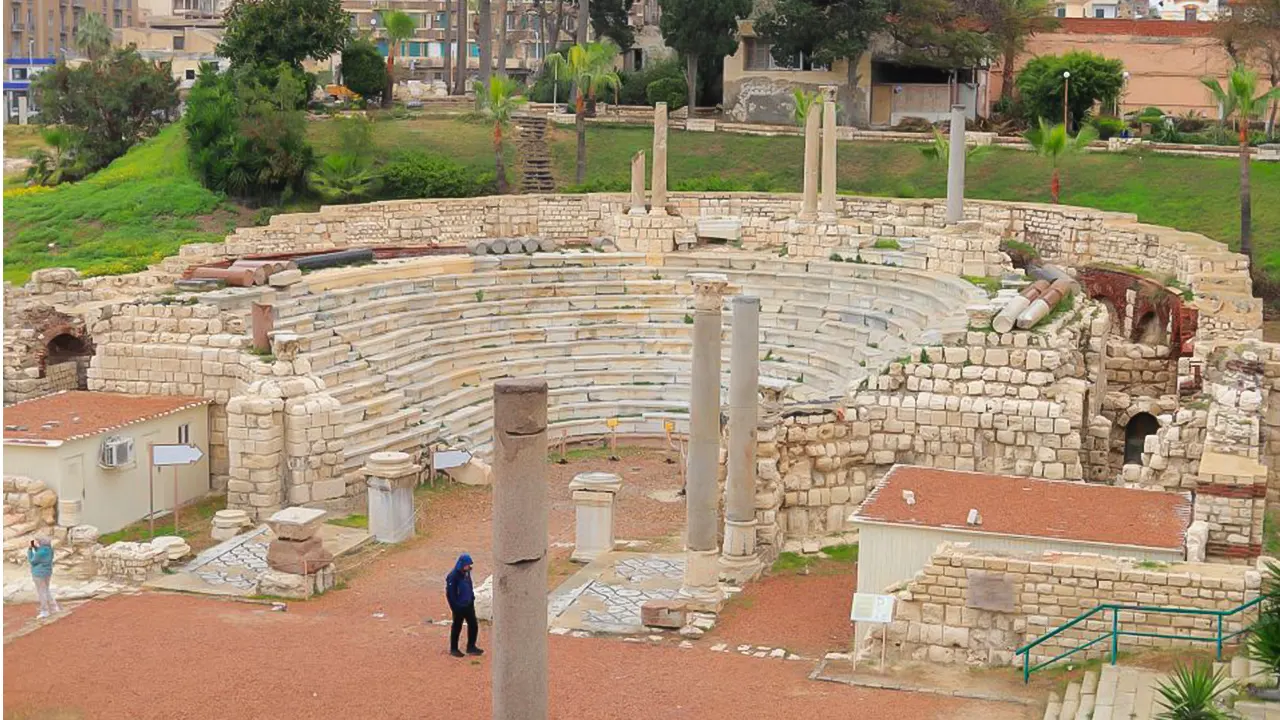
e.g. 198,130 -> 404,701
866,544 -> 1261,667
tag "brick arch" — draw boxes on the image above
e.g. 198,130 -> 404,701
34,322 -> 94,378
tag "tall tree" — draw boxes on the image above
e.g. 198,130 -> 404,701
340,34 -> 388,103
980,0 -> 1059,101
380,10 -> 417,108
755,0 -> 889,124
545,41 -> 621,183
74,13 -> 113,62
659,0 -> 750,114
496,0 -> 509,77
479,0 -> 493,88
1217,0 -> 1280,138
443,4 -> 453,93
883,0 -> 994,71
455,0 -> 468,94
577,0 -> 589,44
217,0 -> 350,69
479,75 -> 528,192
1201,66 -> 1280,266
589,0 -> 634,50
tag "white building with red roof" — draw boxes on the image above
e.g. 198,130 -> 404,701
4,391 -> 211,533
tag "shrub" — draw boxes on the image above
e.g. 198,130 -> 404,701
185,62 -> 314,204
562,177 -> 630,193
1089,116 -> 1127,140
339,35 -> 387,103
1154,660 -> 1233,720
618,57 -> 685,106
32,47 -> 179,172
1000,239 -> 1040,269
1015,51 -> 1124,128
645,77 -> 687,111
378,151 -> 493,199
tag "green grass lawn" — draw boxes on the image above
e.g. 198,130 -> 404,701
6,114 -> 1279,290
2,124 -> 245,285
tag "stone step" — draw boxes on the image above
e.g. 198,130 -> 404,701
340,389 -> 407,425
1058,680 -> 1081,720
342,422 -> 440,472
343,407 -> 423,446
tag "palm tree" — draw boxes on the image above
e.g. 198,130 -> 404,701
987,0 -> 1058,101
791,88 -> 820,127
480,76 -> 527,193
920,128 -> 987,162
1023,118 -> 1097,203
74,13 -> 113,62
545,40 -> 620,184
1201,65 -> 1280,265
380,10 -> 418,108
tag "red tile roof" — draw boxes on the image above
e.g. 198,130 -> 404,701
3,391 -> 209,445
850,465 -> 1190,550
1051,17 -> 1219,37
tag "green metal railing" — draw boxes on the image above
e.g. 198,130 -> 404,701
1016,597 -> 1263,683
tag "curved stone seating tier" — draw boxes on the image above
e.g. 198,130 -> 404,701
264,252 -> 978,465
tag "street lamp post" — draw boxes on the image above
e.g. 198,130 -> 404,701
1062,70 -> 1070,130
1120,70 -> 1130,116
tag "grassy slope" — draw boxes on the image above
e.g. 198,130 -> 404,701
6,115 -> 1279,286
2,125 -> 239,284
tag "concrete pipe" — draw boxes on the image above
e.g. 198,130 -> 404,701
191,267 -> 258,287
991,279 -> 1050,333
488,238 -> 509,254
521,238 -> 541,254
467,240 -> 491,256
537,237 -> 559,253
1016,278 -> 1076,329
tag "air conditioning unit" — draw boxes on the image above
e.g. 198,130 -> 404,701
100,436 -> 134,468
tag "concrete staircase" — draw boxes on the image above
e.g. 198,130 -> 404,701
1042,657 -> 1271,720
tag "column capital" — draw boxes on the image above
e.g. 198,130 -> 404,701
690,273 -> 729,311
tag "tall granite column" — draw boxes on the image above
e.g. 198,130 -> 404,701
801,107 -> 819,219
946,104 -> 967,223
651,102 -> 668,213
682,273 -> 729,605
820,85 -> 838,215
629,150 -> 647,215
491,379 -> 548,720
720,296 -> 762,582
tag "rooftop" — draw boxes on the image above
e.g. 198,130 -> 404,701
849,465 -> 1191,550
3,391 -> 210,446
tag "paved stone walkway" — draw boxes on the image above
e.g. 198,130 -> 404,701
549,552 -> 688,634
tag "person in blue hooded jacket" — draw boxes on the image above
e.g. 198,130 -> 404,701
27,536 -> 60,619
445,553 -> 483,657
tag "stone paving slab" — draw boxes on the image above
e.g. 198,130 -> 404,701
143,524 -> 371,597
548,551 -> 686,635
811,657 -> 1040,707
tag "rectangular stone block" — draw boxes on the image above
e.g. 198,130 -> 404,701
641,599 -> 686,629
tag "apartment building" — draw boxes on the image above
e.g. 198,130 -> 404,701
346,0 -> 580,85
5,0 -> 133,59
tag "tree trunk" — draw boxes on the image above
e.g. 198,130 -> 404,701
1050,167 -> 1060,204
479,0 -> 493,89
1000,46 -> 1017,101
577,0 -> 588,45
496,0 -> 508,78
685,53 -> 697,117
550,0 -> 563,51
1240,122 -> 1253,263
575,91 -> 586,184
443,8 -> 453,95
455,0 -> 468,95
494,121 -> 507,193
384,49 -> 396,108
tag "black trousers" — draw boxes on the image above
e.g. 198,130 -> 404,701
450,604 -> 479,651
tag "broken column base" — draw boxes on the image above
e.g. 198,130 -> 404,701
718,553 -> 763,585
679,548 -> 725,610
255,565 -> 336,600
719,520 -> 763,584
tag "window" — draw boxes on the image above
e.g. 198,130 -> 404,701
1184,5 -> 1197,19
10,67 -> 27,80
184,68 -> 195,80
112,8 -> 120,26
435,11 -> 445,28
1095,7 -> 1105,16
173,34 -> 184,50
177,423 -> 190,444
1056,5 -> 1067,16
505,12 -> 516,30
743,38 -> 827,72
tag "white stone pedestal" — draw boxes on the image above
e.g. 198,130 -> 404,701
365,451 -> 421,544
569,472 -> 622,563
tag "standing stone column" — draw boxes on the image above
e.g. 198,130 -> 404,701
721,296 -> 762,582
820,85 -> 838,215
682,273 -> 729,605
492,379 -> 548,720
365,451 -> 421,544
946,104 -> 967,223
629,150 -> 647,215
801,107 -> 820,219
651,102 -> 668,213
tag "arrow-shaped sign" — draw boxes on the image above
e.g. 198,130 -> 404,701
151,444 -> 205,466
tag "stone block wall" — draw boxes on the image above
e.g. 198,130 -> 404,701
93,542 -> 168,583
867,544 -> 1261,667
1106,340 -> 1176,398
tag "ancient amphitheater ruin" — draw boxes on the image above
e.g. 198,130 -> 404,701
4,110 -> 1275,689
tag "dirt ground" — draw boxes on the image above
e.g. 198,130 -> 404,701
2,449 -> 1035,720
